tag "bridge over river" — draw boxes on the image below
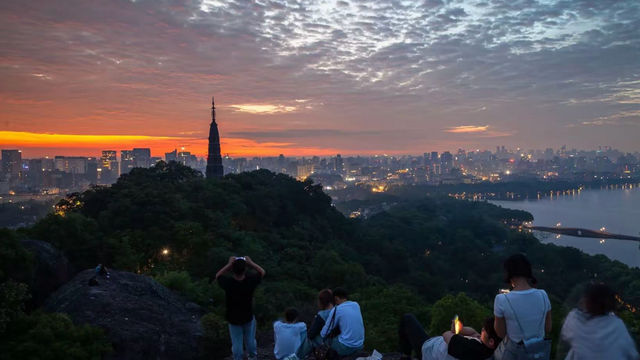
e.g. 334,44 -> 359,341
527,226 -> 640,242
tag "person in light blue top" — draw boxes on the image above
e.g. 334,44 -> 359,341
274,308 -> 307,360
320,287 -> 365,356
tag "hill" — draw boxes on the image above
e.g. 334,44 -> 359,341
1,161 -> 639,358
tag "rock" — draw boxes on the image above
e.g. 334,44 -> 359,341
21,239 -> 74,308
221,328 -> 404,360
45,269 -> 204,360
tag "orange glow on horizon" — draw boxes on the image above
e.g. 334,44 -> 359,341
0,131 -> 342,158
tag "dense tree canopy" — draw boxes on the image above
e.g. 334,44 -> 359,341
2,161 -> 639,356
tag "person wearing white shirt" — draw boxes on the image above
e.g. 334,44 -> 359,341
561,283 -> 639,360
273,308 -> 307,360
493,254 -> 552,359
320,287 -> 365,356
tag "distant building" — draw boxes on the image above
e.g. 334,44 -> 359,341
132,148 -> 151,168
334,154 -> 344,174
121,150 -> 134,174
206,96 -> 224,178
165,149 -> 177,163
100,151 -> 118,184
1,149 -> 22,181
441,151 -> 453,174
297,163 -> 313,180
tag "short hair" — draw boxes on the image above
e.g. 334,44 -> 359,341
285,308 -> 299,322
483,317 -> 502,345
584,283 -> 616,316
231,258 -> 246,275
318,289 -> 334,309
333,287 -> 348,300
503,253 -> 537,285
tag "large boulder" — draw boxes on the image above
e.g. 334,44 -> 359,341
45,269 -> 204,360
21,239 -> 74,308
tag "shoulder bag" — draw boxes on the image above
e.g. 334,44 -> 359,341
493,291 -> 551,360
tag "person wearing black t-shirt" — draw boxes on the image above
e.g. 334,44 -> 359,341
399,314 -> 501,360
216,256 -> 266,360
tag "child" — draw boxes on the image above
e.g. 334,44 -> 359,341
274,308 -> 307,360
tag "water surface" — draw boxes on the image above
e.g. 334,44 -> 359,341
492,187 -> 640,268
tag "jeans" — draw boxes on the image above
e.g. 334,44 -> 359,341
398,313 -> 429,359
229,317 -> 257,360
331,339 -> 363,356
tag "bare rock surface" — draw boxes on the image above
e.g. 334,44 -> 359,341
45,269 -> 204,360
21,239 -> 74,308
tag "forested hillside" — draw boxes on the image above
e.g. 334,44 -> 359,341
2,162 -> 639,358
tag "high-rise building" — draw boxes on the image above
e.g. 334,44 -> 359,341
121,150 -> 134,174
100,150 -> 118,183
1,149 -> 22,181
132,148 -> 151,168
334,154 -> 344,174
441,151 -> 453,173
165,149 -> 177,163
206,96 -> 224,178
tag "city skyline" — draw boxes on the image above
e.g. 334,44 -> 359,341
1,0 -> 639,157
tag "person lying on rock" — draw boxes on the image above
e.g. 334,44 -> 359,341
216,256 -> 266,360
274,308 -> 307,360
398,314 -> 501,360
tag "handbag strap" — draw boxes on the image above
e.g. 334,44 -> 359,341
503,291 -> 546,341
325,305 -> 338,346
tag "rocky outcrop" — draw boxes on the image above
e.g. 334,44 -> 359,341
222,329 -> 402,360
45,269 -> 204,360
21,239 -> 74,308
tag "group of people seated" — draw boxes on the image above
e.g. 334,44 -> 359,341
216,254 -> 639,360
274,287 -> 365,360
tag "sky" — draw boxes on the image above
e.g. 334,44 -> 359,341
1,0 -> 639,158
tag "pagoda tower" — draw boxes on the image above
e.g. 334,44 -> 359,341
206,96 -> 223,178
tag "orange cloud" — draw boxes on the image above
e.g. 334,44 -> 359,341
229,104 -> 297,114
444,125 -> 489,133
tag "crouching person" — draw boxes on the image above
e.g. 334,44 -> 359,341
320,287 -> 365,356
274,308 -> 307,360
399,314 -> 500,360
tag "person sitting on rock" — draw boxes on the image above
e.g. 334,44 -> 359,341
319,287 -> 365,357
561,283 -> 639,359
296,289 -> 335,358
398,314 -> 501,360
274,308 -> 307,360
95,264 -> 110,278
216,256 -> 266,360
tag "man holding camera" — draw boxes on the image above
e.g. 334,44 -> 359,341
216,256 -> 266,360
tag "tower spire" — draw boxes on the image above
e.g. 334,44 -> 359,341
206,96 -> 223,178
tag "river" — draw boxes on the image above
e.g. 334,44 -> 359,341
491,186 -> 640,268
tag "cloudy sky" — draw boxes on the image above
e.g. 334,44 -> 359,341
1,0 -> 639,157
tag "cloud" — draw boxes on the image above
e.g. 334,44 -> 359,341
228,129 -> 383,139
444,125 -> 489,133
229,104 -> 298,114
1,0 -> 639,153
